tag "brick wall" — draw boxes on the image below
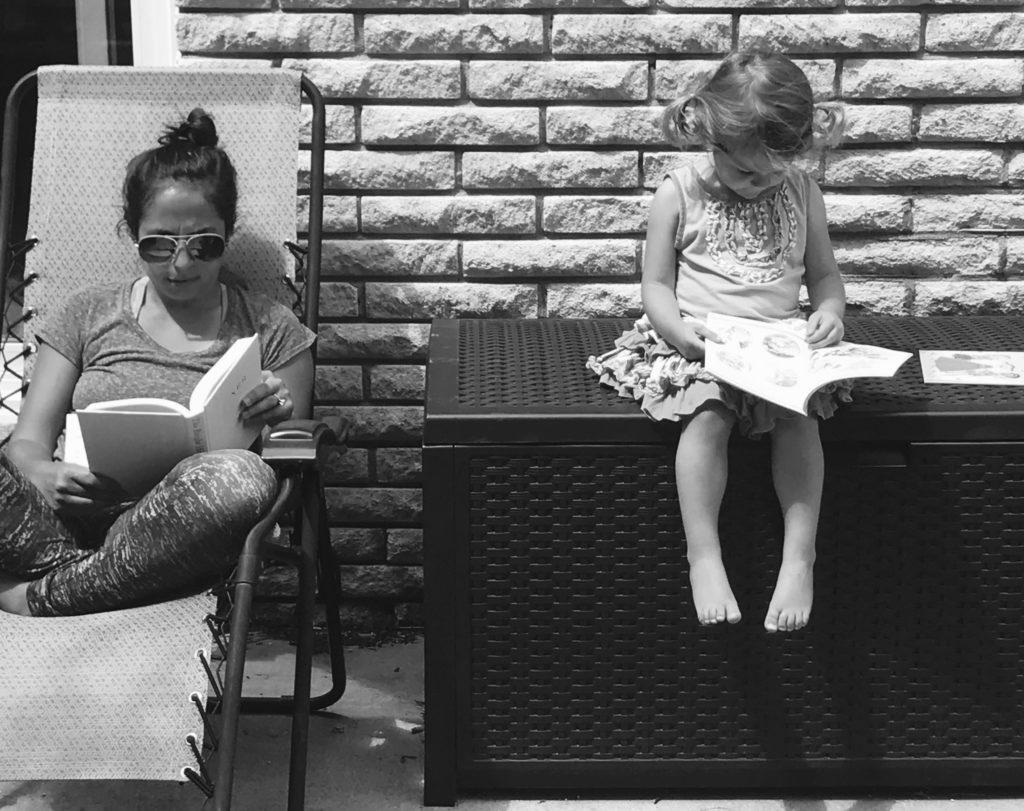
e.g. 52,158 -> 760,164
176,0 -> 1024,633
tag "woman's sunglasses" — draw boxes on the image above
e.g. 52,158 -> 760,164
136,233 -> 226,264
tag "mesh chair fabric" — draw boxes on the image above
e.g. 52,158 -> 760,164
0,592 -> 216,780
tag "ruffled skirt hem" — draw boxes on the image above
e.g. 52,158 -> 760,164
586,316 -> 854,438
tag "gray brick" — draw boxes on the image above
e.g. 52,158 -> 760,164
913,194 -> 1024,231
463,151 -> 637,189
297,196 -> 358,234
927,13 -> 1024,52
337,565 -> 421,602
472,0 -> 647,6
322,446 -> 370,484
552,14 -> 729,55
367,282 -> 539,318
920,104 -> 1024,143
178,12 -> 355,54
546,282 -> 642,317
833,236 -> 1001,277
542,195 -> 650,234
285,0 -> 456,6
546,107 -> 663,146
325,405 -> 424,443
824,194 -> 910,234
369,365 -> 427,401
1007,152 -> 1024,183
1002,240 -> 1024,276
180,56 -> 275,68
365,14 -> 542,55
843,58 -> 1024,99
740,14 -> 918,53
843,281 -> 912,315
329,528 -> 387,565
319,281 -> 360,317
317,324 -> 431,360
387,528 -> 423,565
338,565 -> 423,600
322,239 -> 459,277
463,239 -> 637,277
363,195 -> 535,235
842,105 -> 913,144
283,58 -> 462,99
314,365 -> 363,401
663,0 -> 835,5
377,449 -> 423,485
300,104 -> 355,144
824,149 -> 1003,187
469,61 -> 647,102
304,151 -> 455,192
180,0 -> 272,8
362,106 -> 539,146
914,280 -> 1024,314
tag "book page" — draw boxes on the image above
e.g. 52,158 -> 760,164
190,334 -> 262,452
920,350 -> 1024,385
704,313 -> 813,413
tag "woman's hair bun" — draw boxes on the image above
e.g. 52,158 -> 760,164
157,107 -> 219,148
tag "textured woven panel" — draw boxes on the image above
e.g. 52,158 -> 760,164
453,317 -> 1024,413
24,66 -> 301,345
0,592 -> 216,780
466,446 -> 1024,763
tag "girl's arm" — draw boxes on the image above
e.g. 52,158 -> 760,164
642,179 -> 718,359
803,179 -> 846,349
7,343 -> 127,513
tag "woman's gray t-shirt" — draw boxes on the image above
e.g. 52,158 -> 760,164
36,280 -> 316,411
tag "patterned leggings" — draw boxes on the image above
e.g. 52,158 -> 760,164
0,449 -> 278,616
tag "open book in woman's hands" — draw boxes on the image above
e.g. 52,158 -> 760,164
63,335 -> 262,495
703,313 -> 912,415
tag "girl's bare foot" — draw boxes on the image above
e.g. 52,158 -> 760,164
0,571 -> 31,615
764,559 -> 813,633
689,556 -> 741,626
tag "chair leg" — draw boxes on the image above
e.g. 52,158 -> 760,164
285,473 -> 321,811
210,538 -> 264,811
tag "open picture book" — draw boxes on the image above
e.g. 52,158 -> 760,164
703,313 -> 912,415
64,334 -> 262,495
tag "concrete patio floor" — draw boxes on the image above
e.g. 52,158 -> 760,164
2,636 -> 1024,811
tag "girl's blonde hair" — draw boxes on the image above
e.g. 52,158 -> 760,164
662,49 -> 844,162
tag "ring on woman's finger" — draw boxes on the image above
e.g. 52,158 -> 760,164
277,396 -> 288,407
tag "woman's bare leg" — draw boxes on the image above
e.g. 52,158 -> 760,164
677,404 -> 740,625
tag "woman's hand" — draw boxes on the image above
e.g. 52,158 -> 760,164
806,310 -> 845,349
26,460 -> 130,516
670,321 -> 722,361
239,370 -> 294,428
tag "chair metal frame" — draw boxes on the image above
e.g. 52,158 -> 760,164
0,69 -> 345,811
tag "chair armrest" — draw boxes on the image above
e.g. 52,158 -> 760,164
259,415 -> 348,467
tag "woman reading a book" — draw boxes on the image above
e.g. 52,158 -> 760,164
0,109 -> 314,616
587,49 -> 847,633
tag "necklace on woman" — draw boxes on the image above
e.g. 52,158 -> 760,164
132,279 -> 226,342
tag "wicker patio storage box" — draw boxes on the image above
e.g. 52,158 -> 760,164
423,316 -> 1024,807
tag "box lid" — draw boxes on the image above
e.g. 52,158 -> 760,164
424,316 -> 1024,446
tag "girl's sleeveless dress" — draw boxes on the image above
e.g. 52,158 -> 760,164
586,159 -> 852,438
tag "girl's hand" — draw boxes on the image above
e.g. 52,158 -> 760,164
806,311 -> 845,349
239,370 -> 294,428
27,461 -> 130,516
672,322 -> 722,361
